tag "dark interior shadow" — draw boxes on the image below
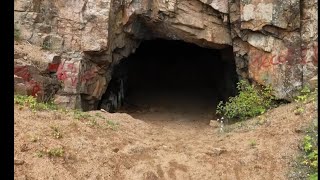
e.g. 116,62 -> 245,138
99,39 -> 239,124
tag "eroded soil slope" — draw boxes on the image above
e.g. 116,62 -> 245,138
14,101 -> 316,180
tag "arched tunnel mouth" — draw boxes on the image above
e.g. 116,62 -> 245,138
98,39 -> 239,123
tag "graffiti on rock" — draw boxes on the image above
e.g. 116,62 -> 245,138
251,44 -> 318,70
28,80 -> 41,96
80,69 -> 96,83
249,44 -> 318,83
48,63 -> 60,72
57,62 -> 98,87
57,62 -> 78,87
14,66 -> 42,96
14,66 -> 31,81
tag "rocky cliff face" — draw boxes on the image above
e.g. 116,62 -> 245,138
14,0 -> 318,110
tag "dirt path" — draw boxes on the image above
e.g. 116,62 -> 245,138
14,102 -> 316,180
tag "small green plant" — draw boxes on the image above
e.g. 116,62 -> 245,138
15,95 -> 37,106
295,86 -> 310,103
73,110 -> 102,127
58,108 -> 69,114
302,134 -> 318,169
95,113 -> 104,119
47,148 -> 64,157
36,147 -> 65,158
236,122 -> 244,128
294,107 -> 305,115
14,95 -> 58,111
216,80 -> 275,120
300,119 -> 318,179
255,115 -> 267,125
86,118 -> 98,127
249,139 -> 257,148
36,151 -> 45,158
289,119 -> 318,179
73,110 -> 91,120
51,126 -> 62,139
30,136 -> 40,142
295,86 -> 317,104
106,120 -> 119,130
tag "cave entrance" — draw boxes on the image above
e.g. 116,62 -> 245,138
98,39 -> 238,122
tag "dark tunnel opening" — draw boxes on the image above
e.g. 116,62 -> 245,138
98,39 -> 239,121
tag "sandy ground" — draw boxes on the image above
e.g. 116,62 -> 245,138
14,100 -> 317,180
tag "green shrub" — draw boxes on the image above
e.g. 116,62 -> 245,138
216,80 -> 275,120
295,86 -> 317,104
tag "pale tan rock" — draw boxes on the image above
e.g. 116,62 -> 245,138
308,75 -> 318,91
209,120 -> 219,128
199,0 -> 229,13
